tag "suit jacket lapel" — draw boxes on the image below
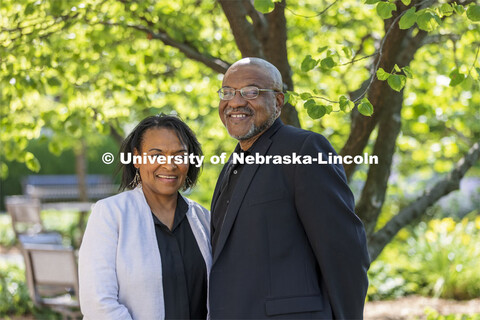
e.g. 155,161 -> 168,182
212,119 -> 283,265
211,163 -> 229,213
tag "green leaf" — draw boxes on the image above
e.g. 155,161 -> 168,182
25,3 -> 35,15
440,3 -> 454,17
320,57 -> 336,69
317,46 -> 328,53
401,0 -> 411,5
283,92 -> 290,104
461,75 -> 474,90
307,104 -> 327,119
287,92 -> 298,106
48,141 -> 62,156
453,4 -> 465,15
304,99 -> 316,109
399,7 -> 417,29
466,5 -> 480,21
24,152 -> 41,172
365,0 -> 380,4
50,0 -> 65,16
254,0 -> 275,13
376,68 -> 390,80
144,55 -> 153,64
342,47 -> 353,59
326,48 -> 337,57
358,98 -> 374,116
387,74 -> 407,91
476,67 -> 480,79
449,69 -> 466,86
402,66 -> 413,79
47,77 -> 62,87
339,96 -> 355,112
324,104 -> 333,114
416,11 -> 438,32
301,55 -> 318,72
300,92 -> 313,100
339,95 -> 348,110
376,2 -> 397,19
394,64 -> 401,72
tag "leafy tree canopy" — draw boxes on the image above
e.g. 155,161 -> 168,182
1,0 -> 479,259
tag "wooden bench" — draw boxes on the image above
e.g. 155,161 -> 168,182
22,175 -> 117,202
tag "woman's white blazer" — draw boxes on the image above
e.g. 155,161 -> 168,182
78,187 -> 212,319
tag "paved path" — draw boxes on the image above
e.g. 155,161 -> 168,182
0,247 -> 24,267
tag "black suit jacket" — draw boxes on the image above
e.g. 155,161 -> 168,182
210,119 -> 370,319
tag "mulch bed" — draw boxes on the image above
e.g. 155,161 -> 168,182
365,295 -> 480,319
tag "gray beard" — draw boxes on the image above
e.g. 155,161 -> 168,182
229,111 -> 277,141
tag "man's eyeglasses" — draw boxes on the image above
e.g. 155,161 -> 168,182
217,86 -> 280,100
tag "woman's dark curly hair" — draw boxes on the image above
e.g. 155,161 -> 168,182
117,114 -> 202,191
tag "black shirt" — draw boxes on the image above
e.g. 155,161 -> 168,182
211,145 -> 249,254
152,195 -> 208,320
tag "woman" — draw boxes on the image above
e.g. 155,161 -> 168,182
79,115 -> 211,320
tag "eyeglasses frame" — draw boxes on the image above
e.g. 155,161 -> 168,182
217,86 -> 281,100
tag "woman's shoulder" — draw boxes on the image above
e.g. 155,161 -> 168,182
91,188 -> 147,218
95,187 -> 144,205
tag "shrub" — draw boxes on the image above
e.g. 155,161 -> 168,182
368,215 -> 480,301
0,261 -> 33,316
0,215 -> 15,248
0,261 -> 60,319
406,216 -> 480,299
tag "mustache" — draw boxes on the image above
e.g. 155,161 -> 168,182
224,106 -> 254,116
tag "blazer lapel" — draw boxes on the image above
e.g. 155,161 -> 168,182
212,120 -> 283,264
210,163 -> 229,213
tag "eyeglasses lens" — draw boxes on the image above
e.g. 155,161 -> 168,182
218,87 -> 261,100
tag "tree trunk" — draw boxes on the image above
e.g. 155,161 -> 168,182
75,139 -> 88,203
74,139 -> 88,248
368,141 -> 480,260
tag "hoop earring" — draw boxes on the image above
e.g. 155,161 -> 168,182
184,176 -> 193,190
129,168 -> 141,188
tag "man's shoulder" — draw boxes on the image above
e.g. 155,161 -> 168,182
275,124 -> 331,148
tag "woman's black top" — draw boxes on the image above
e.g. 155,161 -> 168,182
152,195 -> 208,319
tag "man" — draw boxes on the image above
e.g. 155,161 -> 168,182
210,57 -> 370,319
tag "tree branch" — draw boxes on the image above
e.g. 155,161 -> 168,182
2,12 -> 80,49
340,0 -> 428,180
368,141 -> 480,261
278,0 -> 339,18
352,0 -> 431,104
98,21 -> 230,74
